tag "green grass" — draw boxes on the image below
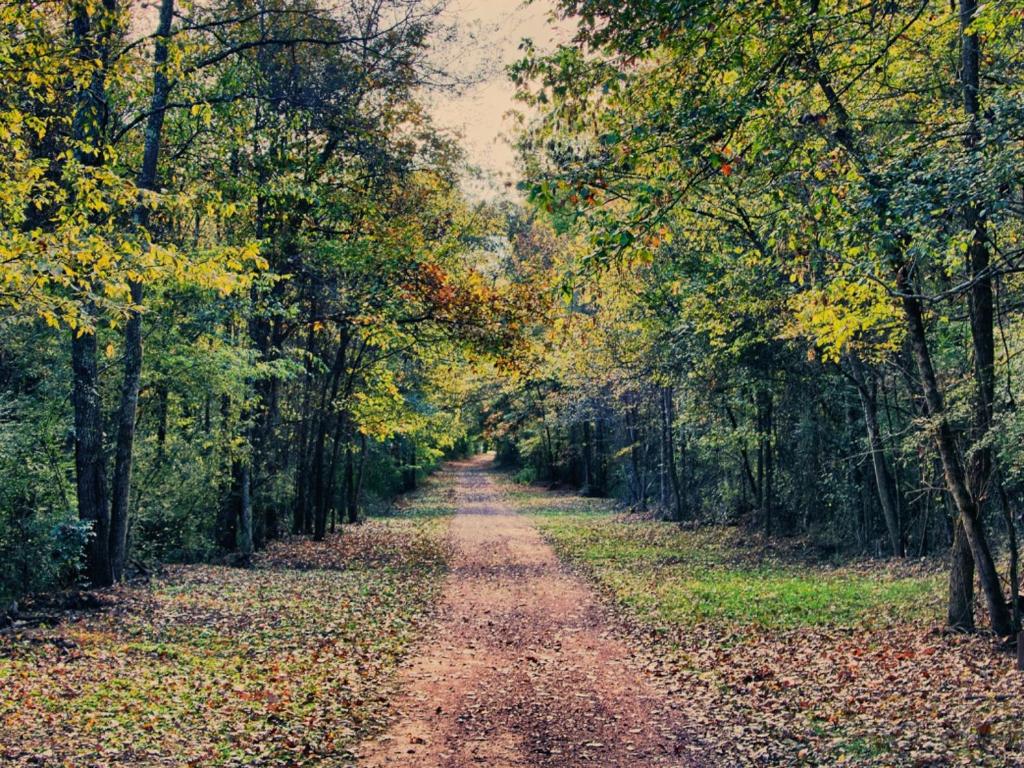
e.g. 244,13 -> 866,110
530,509 -> 944,631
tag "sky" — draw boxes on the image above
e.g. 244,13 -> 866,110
427,0 -> 572,200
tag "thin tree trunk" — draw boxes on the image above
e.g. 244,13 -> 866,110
343,444 -> 356,522
661,387 -> 684,522
350,433 -> 367,524
585,421 -> 593,493
403,441 -> 417,492
237,461 -> 253,561
322,410 -> 347,535
724,403 -> 758,505
108,278 -> 143,581
217,464 -> 239,551
997,474 -> 1021,633
850,361 -> 904,557
756,389 -> 774,535
309,335 -> 347,540
292,324 -> 316,534
311,423 -> 329,540
155,384 -> 168,463
108,0 -> 174,580
658,391 -> 667,509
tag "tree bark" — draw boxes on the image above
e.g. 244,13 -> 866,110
850,361 -> 904,557
947,520 -> 975,631
237,461 -> 253,561
72,328 -> 112,586
343,444 -> 356,523
402,441 -> 417,492
312,337 -> 348,540
108,0 -> 174,580
292,324 -> 317,534
580,419 -> 593,493
108,278 -> 143,582
349,433 -> 367,524
661,387 -> 684,522
756,389 -> 774,535
899,279 -> 1011,635
69,0 -> 119,588
997,474 -> 1021,633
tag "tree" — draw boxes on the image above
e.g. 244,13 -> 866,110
511,0 -> 1024,632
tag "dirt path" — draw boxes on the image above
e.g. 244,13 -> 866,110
357,456 -> 703,768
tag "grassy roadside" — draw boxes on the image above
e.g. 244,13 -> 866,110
504,478 -> 1024,767
0,473 -> 455,768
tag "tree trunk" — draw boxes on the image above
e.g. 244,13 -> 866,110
311,422 -> 329,540
322,410 -> 348,535
108,279 -> 143,582
69,0 -> 119,588
950,0 -> 1013,635
724,402 -> 758,510
343,444 -> 356,523
349,433 -> 367,524
292,325 -> 317,534
108,0 -> 174,581
72,328 -> 112,586
899,280 -> 1011,635
237,461 -> 253,561
756,389 -> 774,535
661,387 -> 684,522
155,384 -> 168,462
850,361 -> 904,557
580,419 -> 593,493
658,392 -> 667,509
997,474 -> 1021,633
402,441 -> 417,492
947,520 -> 975,631
216,467 -> 238,552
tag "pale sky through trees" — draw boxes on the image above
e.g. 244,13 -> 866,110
429,0 -> 570,199
131,1 -> 569,200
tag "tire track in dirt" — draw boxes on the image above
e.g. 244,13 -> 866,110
357,455 -> 705,767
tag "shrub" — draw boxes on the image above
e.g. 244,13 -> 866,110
513,466 -> 537,485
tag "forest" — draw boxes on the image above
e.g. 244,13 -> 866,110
2,0 -> 1024,766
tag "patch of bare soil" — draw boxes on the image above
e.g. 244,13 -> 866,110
357,456 -> 704,768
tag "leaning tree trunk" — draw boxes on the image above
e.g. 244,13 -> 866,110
899,280 -> 1011,635
953,0 -> 1008,634
996,471 -> 1022,633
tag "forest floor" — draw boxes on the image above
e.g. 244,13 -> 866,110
519,483 -> 1024,767
0,475 -> 456,767
3,459 -> 1023,767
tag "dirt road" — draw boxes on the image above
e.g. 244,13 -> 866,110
357,456 -> 702,767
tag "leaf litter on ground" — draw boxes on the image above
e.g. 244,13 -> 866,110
510,476 -> 1024,768
0,475 -> 455,768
